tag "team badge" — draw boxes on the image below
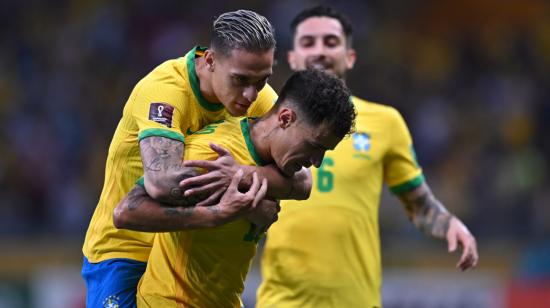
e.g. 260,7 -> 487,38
353,132 -> 371,151
149,102 -> 174,128
102,295 -> 120,308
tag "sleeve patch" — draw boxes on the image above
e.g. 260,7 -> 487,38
149,102 -> 174,128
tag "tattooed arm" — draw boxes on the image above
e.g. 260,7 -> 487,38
114,170 -> 268,232
139,136 -> 199,206
398,182 -> 479,271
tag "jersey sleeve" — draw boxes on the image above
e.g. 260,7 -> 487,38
383,109 -> 425,194
246,83 -> 277,117
129,77 -> 186,143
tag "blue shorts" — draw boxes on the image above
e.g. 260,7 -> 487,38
82,256 -> 147,308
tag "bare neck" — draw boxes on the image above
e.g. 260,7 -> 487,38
248,116 -> 277,165
194,57 -> 220,103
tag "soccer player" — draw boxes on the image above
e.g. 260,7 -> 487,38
114,69 -> 356,307
257,6 -> 479,308
81,10 -> 312,308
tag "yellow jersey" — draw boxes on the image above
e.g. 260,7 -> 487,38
258,97 -> 424,308
137,117 -> 266,308
82,46 -> 276,263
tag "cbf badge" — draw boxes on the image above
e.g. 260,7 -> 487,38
149,102 -> 174,128
102,295 -> 120,308
353,132 -> 371,151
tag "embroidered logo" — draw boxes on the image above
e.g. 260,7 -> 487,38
353,132 -> 371,151
102,295 -> 120,308
149,102 -> 174,128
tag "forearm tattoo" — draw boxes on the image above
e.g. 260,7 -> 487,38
140,136 -> 199,205
126,186 -> 147,211
402,190 -> 452,239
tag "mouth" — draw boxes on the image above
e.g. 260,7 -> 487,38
306,59 -> 333,71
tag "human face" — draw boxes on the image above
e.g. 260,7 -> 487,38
211,48 -> 274,116
272,117 -> 342,176
288,16 -> 356,78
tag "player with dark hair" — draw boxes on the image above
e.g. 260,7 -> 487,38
258,6 -> 479,308
81,9 -> 312,308
114,69 -> 356,307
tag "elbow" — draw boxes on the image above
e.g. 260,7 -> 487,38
143,176 -> 169,201
113,201 -> 130,229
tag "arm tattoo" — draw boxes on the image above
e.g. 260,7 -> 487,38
164,206 -> 194,218
126,186 -> 147,211
140,136 -> 202,205
402,188 -> 452,239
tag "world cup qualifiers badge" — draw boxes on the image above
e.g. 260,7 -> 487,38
149,102 -> 175,128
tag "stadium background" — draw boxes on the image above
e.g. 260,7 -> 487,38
0,0 -> 549,307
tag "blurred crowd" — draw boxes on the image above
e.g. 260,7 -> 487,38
0,0 -> 548,271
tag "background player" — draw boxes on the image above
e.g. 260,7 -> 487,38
114,69 -> 356,307
258,6 -> 479,308
81,9 -> 312,308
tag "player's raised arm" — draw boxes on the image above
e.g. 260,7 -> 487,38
397,182 -> 479,271
114,170 -> 267,232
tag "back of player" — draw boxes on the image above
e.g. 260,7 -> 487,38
258,97 -> 423,308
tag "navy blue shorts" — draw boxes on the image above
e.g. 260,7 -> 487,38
82,256 -> 147,308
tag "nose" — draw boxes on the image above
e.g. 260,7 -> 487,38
311,40 -> 327,57
243,86 -> 258,103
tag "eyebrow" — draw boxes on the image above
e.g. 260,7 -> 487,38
231,73 -> 272,82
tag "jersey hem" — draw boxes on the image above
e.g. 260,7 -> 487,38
138,128 -> 184,143
389,173 -> 425,194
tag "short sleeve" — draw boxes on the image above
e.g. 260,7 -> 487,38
246,83 -> 277,117
383,109 -> 424,194
129,76 -> 186,143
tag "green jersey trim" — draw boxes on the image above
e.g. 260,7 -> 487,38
240,118 -> 265,166
138,128 -> 185,143
186,46 -> 225,112
389,174 -> 425,195
136,176 -> 145,187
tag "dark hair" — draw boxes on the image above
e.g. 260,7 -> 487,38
211,10 -> 276,57
276,69 -> 355,138
291,5 -> 353,47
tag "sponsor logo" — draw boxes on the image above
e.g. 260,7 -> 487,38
149,102 -> 174,128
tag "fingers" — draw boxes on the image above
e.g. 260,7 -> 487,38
209,142 -> 231,156
179,172 -> 218,189
244,172 -> 260,201
457,237 -> 478,271
196,190 -> 224,207
183,181 -> 224,197
251,178 -> 268,210
227,169 -> 244,192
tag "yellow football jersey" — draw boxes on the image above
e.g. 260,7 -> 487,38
258,97 -> 423,308
83,46 -> 276,263
137,117 -> 265,308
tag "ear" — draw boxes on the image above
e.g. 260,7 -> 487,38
287,50 -> 297,70
204,49 -> 215,71
277,107 -> 297,129
346,48 -> 357,70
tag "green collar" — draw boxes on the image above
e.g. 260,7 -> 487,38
186,46 -> 225,112
240,118 -> 265,166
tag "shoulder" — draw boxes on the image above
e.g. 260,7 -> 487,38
352,96 -> 402,119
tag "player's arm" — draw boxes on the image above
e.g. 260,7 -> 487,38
114,170 -> 267,232
139,135 -> 203,206
180,143 -> 312,206
397,182 -> 479,271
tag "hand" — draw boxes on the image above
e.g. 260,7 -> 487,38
180,143 -> 239,206
217,170 -> 268,221
447,216 -> 478,271
246,199 -> 280,230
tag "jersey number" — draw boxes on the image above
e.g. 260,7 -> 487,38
317,157 -> 334,192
